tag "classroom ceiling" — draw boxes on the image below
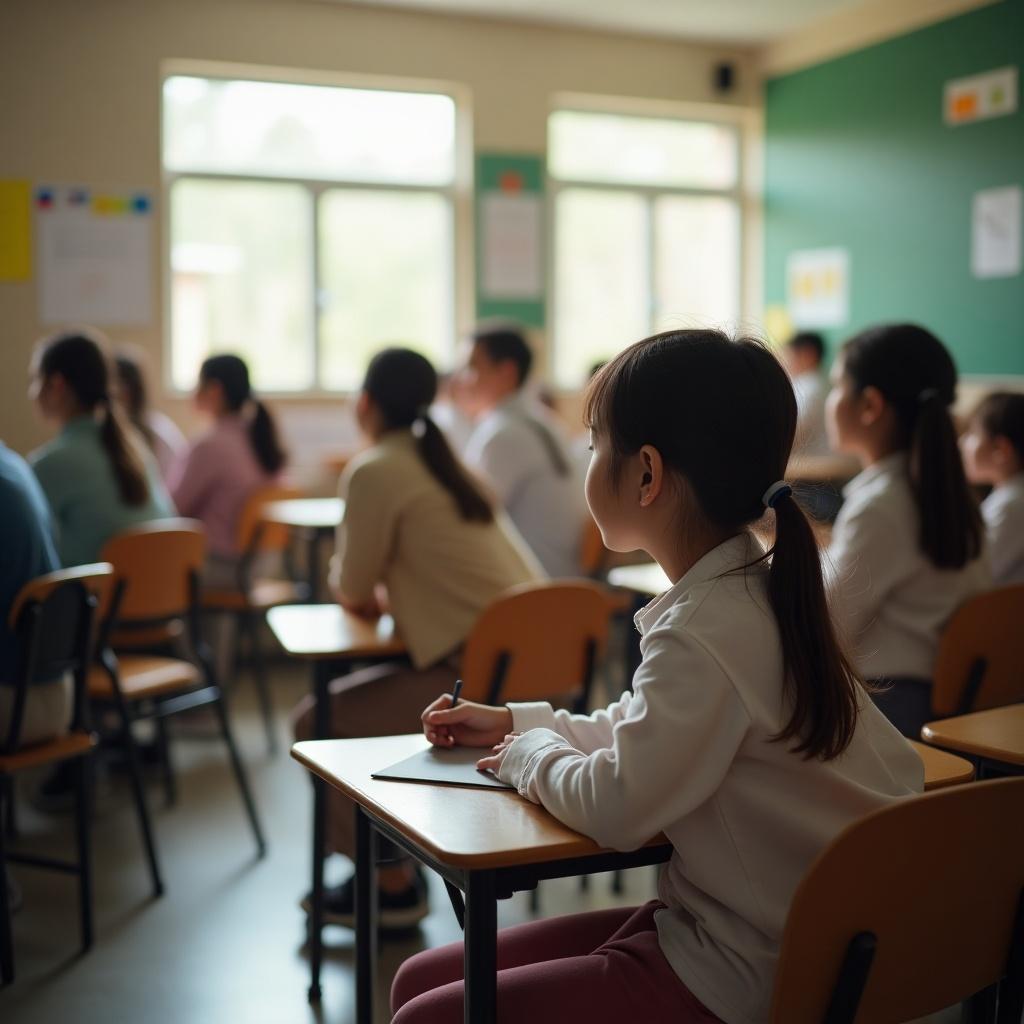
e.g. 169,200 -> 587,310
331,0 -> 867,44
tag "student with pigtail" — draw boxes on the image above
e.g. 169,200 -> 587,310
28,331 -> 174,567
824,324 -> 990,737
403,329 -> 921,1024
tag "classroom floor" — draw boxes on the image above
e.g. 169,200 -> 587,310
2,661 -> 962,1024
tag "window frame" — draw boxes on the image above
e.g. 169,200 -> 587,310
547,99 -> 752,389
160,62 -> 470,398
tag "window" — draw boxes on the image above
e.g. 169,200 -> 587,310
163,74 -> 458,392
549,109 -> 742,387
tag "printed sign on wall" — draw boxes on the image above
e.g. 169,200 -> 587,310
945,66 -> 1018,125
786,248 -> 850,329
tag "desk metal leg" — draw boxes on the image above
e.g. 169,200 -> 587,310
464,871 -> 497,1024
307,531 -> 322,604
355,807 -> 378,1024
308,662 -> 332,1003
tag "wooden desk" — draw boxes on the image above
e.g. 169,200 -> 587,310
907,740 -> 976,789
262,498 -> 344,601
922,705 -> 1024,772
607,562 -> 670,598
266,604 -> 405,1003
291,734 -> 671,1024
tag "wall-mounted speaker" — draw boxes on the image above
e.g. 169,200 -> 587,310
714,62 -> 735,94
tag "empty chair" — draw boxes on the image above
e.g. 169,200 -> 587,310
0,563 -> 112,985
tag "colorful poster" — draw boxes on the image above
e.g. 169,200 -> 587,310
972,185 -> 1022,279
0,179 -> 32,281
35,184 -> 153,325
945,66 -> 1018,125
786,248 -> 849,329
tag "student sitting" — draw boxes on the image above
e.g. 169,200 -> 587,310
0,442 -> 63,745
114,346 -> 187,482
292,347 -> 541,931
825,324 -> 989,736
168,354 -> 286,586
405,329 -> 921,1024
782,330 -> 830,455
961,391 -> 1024,585
29,332 -> 174,567
462,324 -> 587,578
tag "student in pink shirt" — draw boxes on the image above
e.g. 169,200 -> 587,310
169,354 -> 286,585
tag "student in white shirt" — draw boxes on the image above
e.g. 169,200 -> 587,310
394,329 -> 922,1024
960,391 -> 1024,585
291,347 -> 541,933
462,324 -> 586,578
783,330 -> 830,456
825,324 -> 989,736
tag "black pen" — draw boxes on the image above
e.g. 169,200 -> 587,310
449,678 -> 463,709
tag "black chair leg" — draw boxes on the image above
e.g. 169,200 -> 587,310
0,779 -> 13,985
117,722 -> 164,899
212,695 -> 267,857
611,870 -> 624,895
529,888 -> 540,914
244,616 -> 277,757
74,754 -> 94,953
2,776 -> 16,841
154,714 -> 176,808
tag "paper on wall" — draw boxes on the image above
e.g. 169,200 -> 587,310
36,185 -> 153,326
945,66 -> 1018,126
972,185 -> 1021,279
480,192 -> 542,301
786,248 -> 849,329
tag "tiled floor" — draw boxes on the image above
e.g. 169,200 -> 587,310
2,663 -> 962,1023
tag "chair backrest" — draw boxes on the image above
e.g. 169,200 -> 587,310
100,519 -> 206,623
236,484 -> 304,555
460,581 -> 612,706
770,778 -> 1024,1023
5,564 -> 113,751
932,585 -> 1024,716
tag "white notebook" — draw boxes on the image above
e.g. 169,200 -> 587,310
372,745 -> 513,790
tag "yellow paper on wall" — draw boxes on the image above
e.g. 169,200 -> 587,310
0,180 -> 32,280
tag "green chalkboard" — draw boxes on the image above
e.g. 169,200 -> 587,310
764,0 -> 1024,375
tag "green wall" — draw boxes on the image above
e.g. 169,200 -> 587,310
764,0 -> 1024,375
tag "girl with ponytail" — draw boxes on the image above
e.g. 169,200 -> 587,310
400,330 -> 921,1024
825,324 -> 989,736
292,347 -> 541,930
169,354 -> 286,575
29,331 -> 174,567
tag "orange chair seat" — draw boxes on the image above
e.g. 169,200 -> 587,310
0,730 -> 94,773
89,655 -> 201,701
202,579 -> 305,612
109,621 -> 184,650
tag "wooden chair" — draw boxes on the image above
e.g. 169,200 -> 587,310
202,485 -> 310,754
91,520 -> 266,899
932,585 -> 1024,718
0,563 -> 113,985
770,777 -> 1024,1023
460,580 -> 613,711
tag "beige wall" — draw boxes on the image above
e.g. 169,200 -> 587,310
0,0 -> 758,462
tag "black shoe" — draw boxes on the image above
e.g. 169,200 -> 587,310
301,868 -> 429,931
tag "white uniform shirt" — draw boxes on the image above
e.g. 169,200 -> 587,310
791,369 -> 830,456
464,393 -> 586,579
826,452 -> 990,680
499,533 -> 923,1024
982,474 -> 1024,585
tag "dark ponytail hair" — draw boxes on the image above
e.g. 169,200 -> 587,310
973,392 -> 1024,464
585,329 -> 860,761
363,348 -> 493,523
36,331 -> 151,507
199,354 -> 286,475
114,349 -> 156,449
840,324 -> 982,569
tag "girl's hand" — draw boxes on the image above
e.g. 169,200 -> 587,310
421,696 -> 513,749
476,733 -> 520,774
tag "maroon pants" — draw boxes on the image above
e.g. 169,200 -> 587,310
391,901 -> 723,1023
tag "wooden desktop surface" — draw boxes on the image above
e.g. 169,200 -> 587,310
787,454 -> 860,483
922,705 -> 1024,768
262,497 -> 344,531
907,739 -> 976,789
292,733 -> 668,870
267,604 -> 404,661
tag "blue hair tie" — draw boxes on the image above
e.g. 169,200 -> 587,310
762,480 -> 792,509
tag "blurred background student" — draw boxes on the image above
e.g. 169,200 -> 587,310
28,331 -> 174,568
168,354 -> 287,587
461,324 -> 586,579
782,330 -> 830,456
824,323 -> 989,737
960,391 -> 1024,585
293,347 -> 541,931
114,346 -> 187,484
